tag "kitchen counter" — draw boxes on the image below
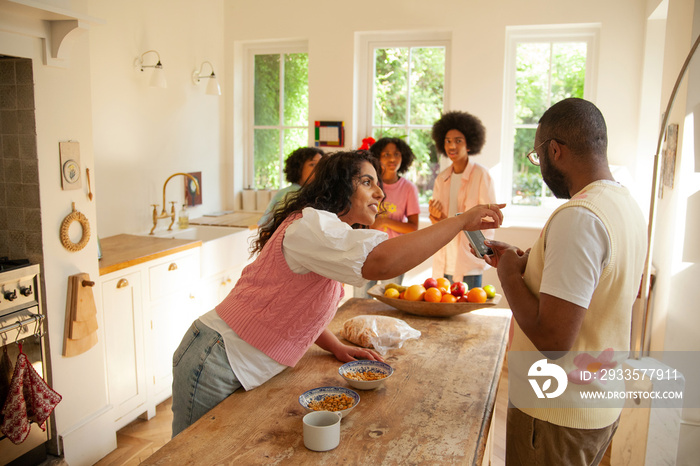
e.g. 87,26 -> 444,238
98,234 -> 202,276
142,298 -> 511,465
189,211 -> 262,229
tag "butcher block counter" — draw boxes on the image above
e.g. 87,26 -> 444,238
189,211 -> 262,229
98,234 -> 202,275
142,298 -> 511,465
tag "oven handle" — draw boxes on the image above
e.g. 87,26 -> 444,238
0,313 -> 44,342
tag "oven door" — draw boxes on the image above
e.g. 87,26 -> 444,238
0,306 -> 49,465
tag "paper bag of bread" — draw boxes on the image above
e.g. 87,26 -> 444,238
341,315 -> 421,355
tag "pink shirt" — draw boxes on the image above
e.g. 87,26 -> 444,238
378,177 -> 420,239
431,161 -> 497,281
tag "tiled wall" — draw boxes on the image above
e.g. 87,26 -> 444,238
0,57 -> 43,264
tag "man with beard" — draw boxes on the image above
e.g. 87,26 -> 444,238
483,98 -> 647,465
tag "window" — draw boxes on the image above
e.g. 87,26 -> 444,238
247,45 -> 309,190
502,26 -> 598,217
359,32 -> 450,205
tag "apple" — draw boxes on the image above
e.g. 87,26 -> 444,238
457,296 -> 469,303
423,277 -> 438,289
483,284 -> 496,299
450,281 -> 467,297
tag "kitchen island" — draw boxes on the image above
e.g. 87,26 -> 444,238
142,298 -> 510,465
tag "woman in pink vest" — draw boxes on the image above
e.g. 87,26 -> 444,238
171,150 -> 504,436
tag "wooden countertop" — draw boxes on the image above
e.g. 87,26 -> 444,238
142,298 -> 511,465
98,234 -> 202,276
189,211 -> 262,229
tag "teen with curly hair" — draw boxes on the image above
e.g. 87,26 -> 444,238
354,137 -> 420,297
258,146 -> 325,227
171,150 -> 504,436
428,111 -> 498,289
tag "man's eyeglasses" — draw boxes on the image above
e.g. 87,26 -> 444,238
526,138 -> 566,166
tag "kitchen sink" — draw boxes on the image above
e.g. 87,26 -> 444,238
152,225 -> 246,242
150,225 -> 254,277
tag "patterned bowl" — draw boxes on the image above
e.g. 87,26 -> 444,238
298,386 -> 360,419
338,360 -> 394,390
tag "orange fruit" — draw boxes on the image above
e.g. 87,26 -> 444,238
404,284 -> 426,301
436,277 -> 451,290
466,287 -> 487,303
437,286 -> 449,295
441,294 -> 457,303
384,288 -> 400,299
424,287 -> 442,303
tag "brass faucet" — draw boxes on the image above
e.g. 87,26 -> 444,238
149,173 -> 201,235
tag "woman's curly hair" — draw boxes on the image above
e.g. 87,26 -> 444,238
284,147 -> 325,184
368,137 -> 416,175
431,111 -> 486,156
251,150 -> 383,255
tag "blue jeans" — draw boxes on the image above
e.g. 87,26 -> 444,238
171,320 -> 242,437
444,274 -> 482,289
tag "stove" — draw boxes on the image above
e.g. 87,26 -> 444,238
0,257 -> 30,273
0,262 -> 50,465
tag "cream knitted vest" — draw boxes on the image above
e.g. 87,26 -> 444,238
510,180 -> 647,429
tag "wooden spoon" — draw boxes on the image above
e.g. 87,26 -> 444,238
86,168 -> 93,200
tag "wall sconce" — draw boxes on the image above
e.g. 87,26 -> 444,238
135,50 -> 167,88
192,61 -> 221,96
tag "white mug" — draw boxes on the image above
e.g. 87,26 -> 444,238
303,411 -> 342,451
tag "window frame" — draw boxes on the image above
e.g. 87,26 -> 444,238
357,31 -> 451,209
244,41 -> 309,190
500,24 -> 600,225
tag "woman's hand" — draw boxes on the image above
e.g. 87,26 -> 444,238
333,345 -> 384,363
460,203 -> 506,231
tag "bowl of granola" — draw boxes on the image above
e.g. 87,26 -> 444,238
338,360 -> 394,390
298,386 -> 360,419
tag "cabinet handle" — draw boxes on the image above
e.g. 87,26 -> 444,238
168,263 -> 178,271
116,278 -> 129,289
226,278 -> 232,283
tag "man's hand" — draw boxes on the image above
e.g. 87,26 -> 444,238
428,199 -> 445,223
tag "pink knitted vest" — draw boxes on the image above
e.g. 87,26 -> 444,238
216,212 -> 344,366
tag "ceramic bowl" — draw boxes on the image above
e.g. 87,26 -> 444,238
298,386 -> 360,419
338,360 -> 394,390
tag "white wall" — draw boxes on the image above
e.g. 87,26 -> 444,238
89,0 -> 225,238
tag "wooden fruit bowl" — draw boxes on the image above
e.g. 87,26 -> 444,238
367,284 -> 501,317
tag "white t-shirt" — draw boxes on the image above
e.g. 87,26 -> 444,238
445,172 -> 462,275
540,206 -> 611,308
200,208 -> 387,390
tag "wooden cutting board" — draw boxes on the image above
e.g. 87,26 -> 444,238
63,273 -> 99,357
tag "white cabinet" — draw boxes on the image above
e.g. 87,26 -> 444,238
102,269 -> 147,430
147,250 -> 201,403
101,248 -> 200,427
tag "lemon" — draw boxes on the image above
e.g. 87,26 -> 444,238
384,288 -> 400,299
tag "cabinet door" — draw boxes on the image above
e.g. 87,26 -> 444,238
148,251 -> 201,404
102,270 -> 147,429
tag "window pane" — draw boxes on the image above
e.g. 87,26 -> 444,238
551,43 -> 586,102
372,127 -> 405,140
283,128 -> 309,181
284,53 -> 309,126
511,127 -> 542,206
515,43 -> 551,125
407,129 -> 438,204
374,48 -> 408,126
409,47 -> 445,126
254,54 -> 280,126
254,129 -> 280,189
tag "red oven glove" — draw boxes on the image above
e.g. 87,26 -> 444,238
1,349 -> 61,444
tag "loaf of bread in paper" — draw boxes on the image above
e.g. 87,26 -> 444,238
342,315 -> 409,348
